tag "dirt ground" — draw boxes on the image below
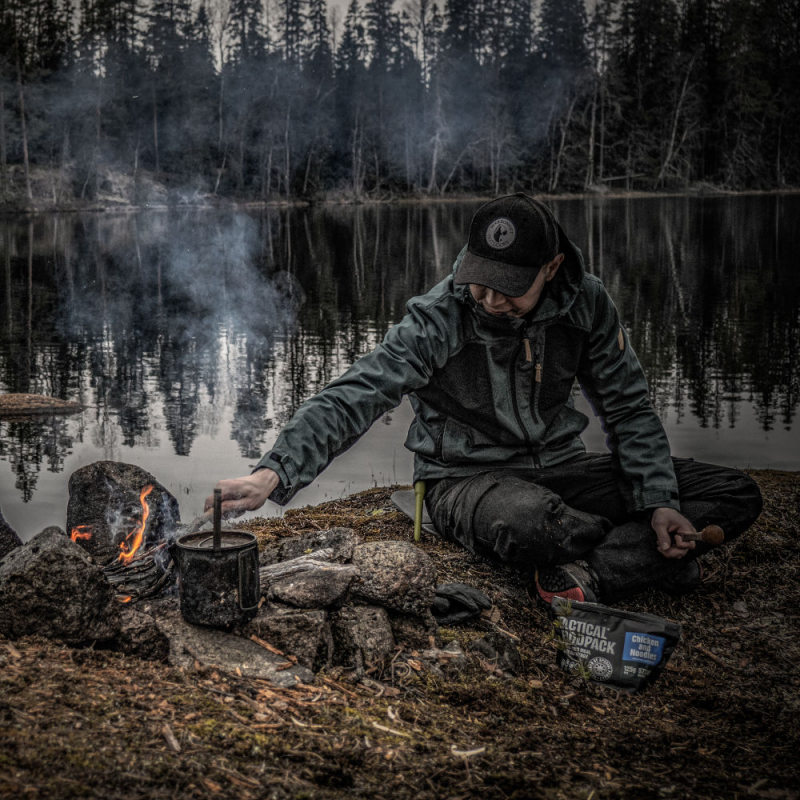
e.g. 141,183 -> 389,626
1,469 -> 798,800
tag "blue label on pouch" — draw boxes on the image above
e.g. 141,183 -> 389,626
623,632 -> 666,665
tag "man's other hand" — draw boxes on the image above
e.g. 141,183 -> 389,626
651,507 -> 697,558
204,468 -> 279,518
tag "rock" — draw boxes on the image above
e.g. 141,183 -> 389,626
349,541 -> 436,615
259,528 -> 362,566
387,610 -> 441,649
469,631 -> 523,675
67,461 -> 181,565
0,527 -> 121,644
149,604 -> 314,687
267,564 -> 358,608
0,506 -> 22,561
330,605 -> 395,670
244,606 -> 334,672
114,609 -> 170,661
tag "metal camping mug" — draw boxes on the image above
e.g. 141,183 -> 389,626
174,530 -> 260,628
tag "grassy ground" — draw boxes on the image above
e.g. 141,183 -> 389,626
1,470 -> 798,800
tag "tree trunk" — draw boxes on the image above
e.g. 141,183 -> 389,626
550,96 -> 577,192
133,129 -> 140,194
427,88 -> 443,194
15,42 -> 32,203
284,105 -> 291,198
0,74 -> 7,189
598,79 -> 605,184
5,228 -> 11,336
427,130 -> 440,194
152,81 -> 160,173
213,152 -> 226,195
351,109 -> 363,197
405,127 -> 411,191
626,139 -> 632,191
218,71 -> 224,151
440,141 -> 478,194
302,145 -> 314,196
657,56 -> 696,187
25,220 -> 33,391
56,126 -> 70,205
585,79 -> 598,190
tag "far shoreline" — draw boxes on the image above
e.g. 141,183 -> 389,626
1,185 -> 799,218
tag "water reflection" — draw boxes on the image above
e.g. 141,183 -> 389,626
0,196 -> 797,535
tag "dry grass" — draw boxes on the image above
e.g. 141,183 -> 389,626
1,470 -> 798,799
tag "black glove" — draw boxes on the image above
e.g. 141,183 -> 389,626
432,582 -> 492,626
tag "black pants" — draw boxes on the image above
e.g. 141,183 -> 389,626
426,454 -> 763,602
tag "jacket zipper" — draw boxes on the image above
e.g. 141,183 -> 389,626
524,335 -> 544,468
509,337 -> 531,447
524,338 -> 544,382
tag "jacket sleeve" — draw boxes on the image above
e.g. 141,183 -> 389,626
577,279 -> 679,513
255,280 -> 461,505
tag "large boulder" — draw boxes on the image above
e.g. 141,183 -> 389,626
259,528 -> 362,566
244,606 -> 334,672
0,527 -> 121,644
67,461 -> 180,565
330,605 -> 395,670
0,505 -> 22,561
349,541 -> 437,615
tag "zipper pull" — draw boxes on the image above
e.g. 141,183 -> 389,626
535,362 -> 543,383
523,339 -> 532,362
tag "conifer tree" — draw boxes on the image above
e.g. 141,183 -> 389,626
278,0 -> 306,65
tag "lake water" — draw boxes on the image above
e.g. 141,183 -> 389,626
1,195 -> 798,540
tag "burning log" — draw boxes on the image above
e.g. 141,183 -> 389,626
102,542 -> 174,603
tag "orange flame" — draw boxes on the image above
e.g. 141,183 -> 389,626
70,524 -> 93,542
118,485 -> 154,564
119,595 -> 132,604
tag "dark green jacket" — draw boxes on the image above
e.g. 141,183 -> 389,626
258,238 -> 679,513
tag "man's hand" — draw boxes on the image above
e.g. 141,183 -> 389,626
651,507 -> 697,558
204,468 -> 279,518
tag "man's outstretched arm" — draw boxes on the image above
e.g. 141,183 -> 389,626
205,274 -> 464,515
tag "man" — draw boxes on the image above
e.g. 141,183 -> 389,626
209,194 -> 762,605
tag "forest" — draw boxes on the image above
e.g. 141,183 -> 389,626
0,0 -> 798,206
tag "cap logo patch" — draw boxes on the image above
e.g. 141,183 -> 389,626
485,218 -> 516,250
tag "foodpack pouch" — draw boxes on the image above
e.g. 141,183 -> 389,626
551,597 -> 682,693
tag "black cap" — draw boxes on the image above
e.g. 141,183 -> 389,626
455,193 -> 560,297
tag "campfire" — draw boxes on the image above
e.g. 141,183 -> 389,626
2,459 -> 504,685
69,479 -> 175,604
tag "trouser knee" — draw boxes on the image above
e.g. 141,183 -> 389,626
730,473 -> 763,539
717,472 -> 762,542
471,482 -> 608,569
